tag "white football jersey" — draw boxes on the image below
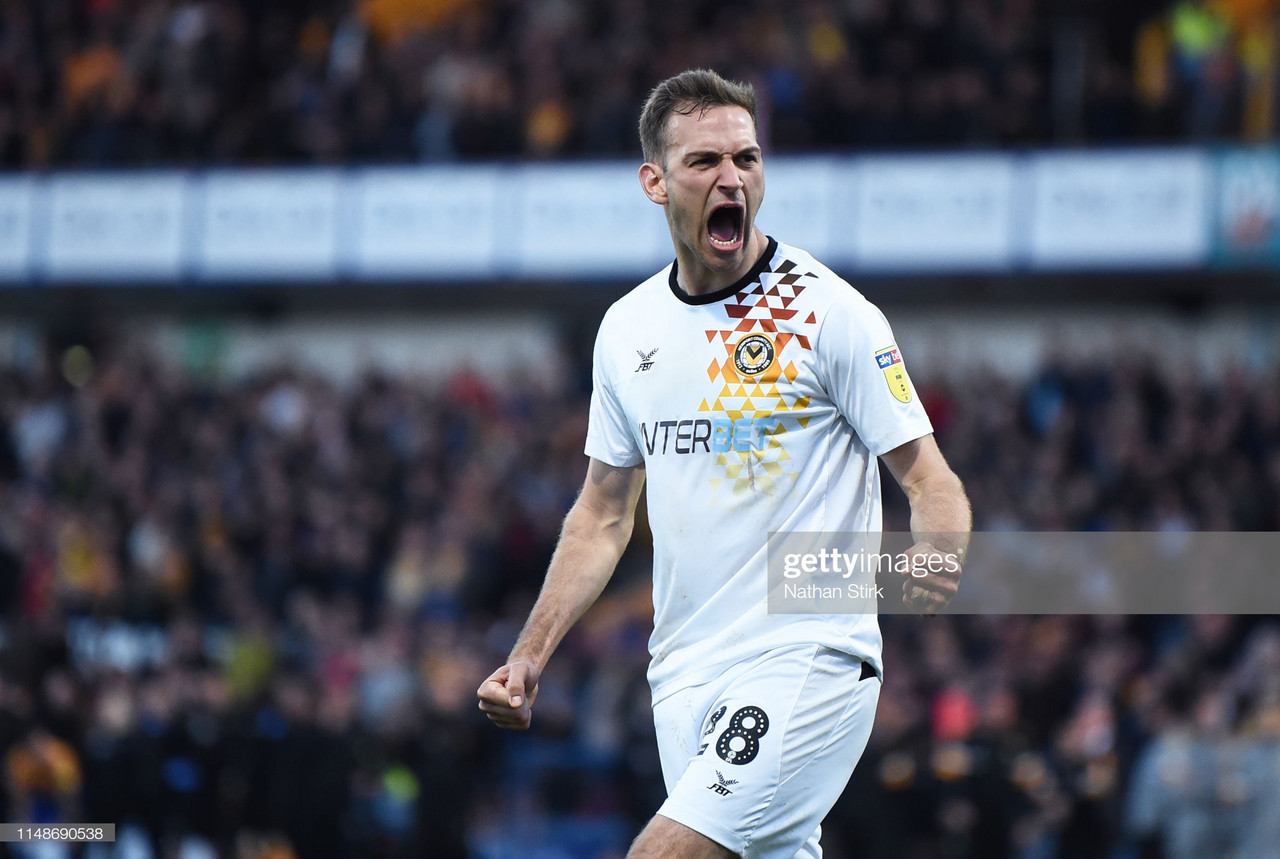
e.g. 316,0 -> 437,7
586,238 -> 933,702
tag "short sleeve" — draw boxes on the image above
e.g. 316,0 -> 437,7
817,292 -> 933,456
584,321 -> 643,467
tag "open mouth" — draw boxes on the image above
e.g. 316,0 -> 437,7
706,204 -> 744,251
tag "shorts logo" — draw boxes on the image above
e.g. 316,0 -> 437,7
733,334 -> 775,376
706,770 -> 738,796
716,705 -> 770,765
874,345 -> 912,403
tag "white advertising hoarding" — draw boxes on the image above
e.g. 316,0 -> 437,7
354,167 -> 502,278
516,163 -> 671,278
0,176 -> 35,280
44,173 -> 186,280
757,157 -> 846,265
0,148 -> 1240,284
852,155 -> 1016,270
198,171 -> 341,279
1028,151 -> 1210,268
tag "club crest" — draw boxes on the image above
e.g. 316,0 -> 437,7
733,334 -> 775,376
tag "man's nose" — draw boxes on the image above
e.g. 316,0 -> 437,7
715,157 -> 743,191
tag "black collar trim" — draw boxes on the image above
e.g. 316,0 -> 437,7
668,237 -> 778,306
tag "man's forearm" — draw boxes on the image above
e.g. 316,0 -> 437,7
906,470 -> 972,560
508,501 -> 634,671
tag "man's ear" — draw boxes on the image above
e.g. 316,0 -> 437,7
639,162 -> 667,205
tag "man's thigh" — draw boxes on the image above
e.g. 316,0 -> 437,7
651,645 -> 881,859
628,815 -> 737,859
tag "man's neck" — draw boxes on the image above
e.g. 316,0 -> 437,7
674,228 -> 768,297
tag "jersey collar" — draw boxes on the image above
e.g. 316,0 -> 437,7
668,236 -> 779,306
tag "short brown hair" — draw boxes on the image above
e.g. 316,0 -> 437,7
638,69 -> 757,166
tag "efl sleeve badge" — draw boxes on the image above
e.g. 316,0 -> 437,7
874,346 -> 913,403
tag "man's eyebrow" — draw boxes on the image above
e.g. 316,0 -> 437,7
683,145 -> 762,162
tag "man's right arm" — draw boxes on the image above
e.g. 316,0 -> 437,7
477,457 -> 646,729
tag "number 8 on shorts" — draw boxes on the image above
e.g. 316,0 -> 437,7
715,705 -> 769,765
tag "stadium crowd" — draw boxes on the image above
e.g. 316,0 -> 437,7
0,0 -> 1277,167
0,334 -> 1277,858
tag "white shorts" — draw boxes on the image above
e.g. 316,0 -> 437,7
652,643 -> 881,859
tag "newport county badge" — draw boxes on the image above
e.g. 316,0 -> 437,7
874,346 -> 912,403
733,334 -> 776,376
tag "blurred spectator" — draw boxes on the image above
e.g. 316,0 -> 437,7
1169,0 -> 1240,137
5,727 -> 82,823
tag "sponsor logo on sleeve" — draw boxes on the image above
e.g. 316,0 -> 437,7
874,345 -> 912,403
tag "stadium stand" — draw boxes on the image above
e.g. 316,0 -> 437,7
0,339 -> 1277,856
0,0 -> 1276,168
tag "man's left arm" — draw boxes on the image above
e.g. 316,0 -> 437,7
881,434 -> 971,615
